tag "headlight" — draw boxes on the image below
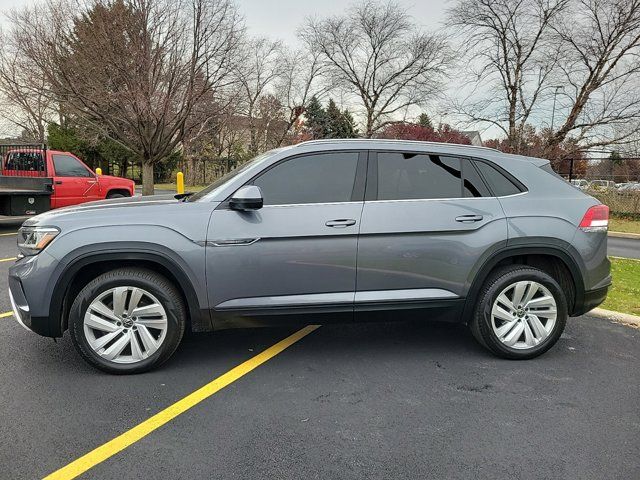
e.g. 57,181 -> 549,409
17,226 -> 60,256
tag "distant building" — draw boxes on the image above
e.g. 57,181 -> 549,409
460,130 -> 483,146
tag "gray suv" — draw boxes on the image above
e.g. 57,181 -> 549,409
9,140 -> 611,373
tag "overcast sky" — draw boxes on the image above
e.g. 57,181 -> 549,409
1,0 -> 448,40
1,0 -> 488,136
237,0 -> 447,45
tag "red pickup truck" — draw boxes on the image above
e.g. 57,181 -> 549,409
2,147 -> 134,213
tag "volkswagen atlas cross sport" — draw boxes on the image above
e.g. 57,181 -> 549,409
9,140 -> 611,374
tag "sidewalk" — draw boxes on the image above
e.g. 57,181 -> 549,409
608,231 -> 640,239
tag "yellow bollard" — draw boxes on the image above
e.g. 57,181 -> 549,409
95,167 -> 102,175
176,171 -> 185,194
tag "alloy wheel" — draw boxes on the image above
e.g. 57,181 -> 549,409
83,286 -> 168,364
490,280 -> 557,350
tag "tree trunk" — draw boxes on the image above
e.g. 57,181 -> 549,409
142,161 -> 154,196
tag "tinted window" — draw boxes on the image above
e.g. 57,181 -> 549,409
52,154 -> 93,177
463,161 -> 491,197
377,153 -> 464,200
253,152 -> 359,205
473,160 -> 521,196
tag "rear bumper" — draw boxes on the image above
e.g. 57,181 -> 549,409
572,284 -> 610,317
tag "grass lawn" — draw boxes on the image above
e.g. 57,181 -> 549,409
601,257 -> 640,316
609,217 -> 640,234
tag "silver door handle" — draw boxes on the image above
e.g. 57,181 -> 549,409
325,219 -> 356,228
455,215 -> 483,222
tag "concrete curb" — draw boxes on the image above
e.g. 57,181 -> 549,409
608,231 -> 640,239
588,308 -> 640,328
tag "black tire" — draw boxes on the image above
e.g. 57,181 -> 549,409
106,191 -> 126,199
469,265 -> 568,359
69,268 -> 186,374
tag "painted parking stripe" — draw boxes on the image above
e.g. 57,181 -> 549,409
43,324 -> 321,480
0,257 -> 16,262
0,232 -> 17,236
0,311 -> 12,318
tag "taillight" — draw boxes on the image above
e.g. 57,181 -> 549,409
579,204 -> 609,231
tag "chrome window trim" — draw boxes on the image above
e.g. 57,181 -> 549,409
261,201 -> 364,208
363,191 -> 528,204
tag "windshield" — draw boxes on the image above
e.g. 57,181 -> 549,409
187,149 -> 283,202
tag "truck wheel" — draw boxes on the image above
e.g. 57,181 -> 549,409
470,266 -> 568,359
69,268 -> 186,374
107,192 -> 126,199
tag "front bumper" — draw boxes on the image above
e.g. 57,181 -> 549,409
8,282 -> 31,331
8,251 -> 61,337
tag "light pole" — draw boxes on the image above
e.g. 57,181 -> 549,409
550,85 -> 564,133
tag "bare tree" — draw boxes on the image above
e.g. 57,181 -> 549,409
234,37 -> 283,155
301,1 -> 450,137
10,0 -> 242,194
273,48 -> 326,145
447,0 -> 569,153
0,27 -> 55,142
448,0 -> 640,155
548,0 -> 640,152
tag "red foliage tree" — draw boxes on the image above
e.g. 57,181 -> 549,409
377,122 -> 472,145
485,125 -> 587,177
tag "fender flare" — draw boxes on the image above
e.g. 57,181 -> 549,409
462,244 -> 586,322
48,246 -> 209,336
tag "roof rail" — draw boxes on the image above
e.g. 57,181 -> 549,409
293,138 -> 499,152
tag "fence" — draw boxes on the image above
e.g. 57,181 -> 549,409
556,156 -> 640,215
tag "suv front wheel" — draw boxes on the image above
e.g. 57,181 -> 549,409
470,266 -> 568,359
69,268 -> 186,374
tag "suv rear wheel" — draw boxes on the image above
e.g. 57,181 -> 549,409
69,268 -> 186,374
470,266 -> 568,359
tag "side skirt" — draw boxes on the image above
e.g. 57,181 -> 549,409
210,299 -> 466,330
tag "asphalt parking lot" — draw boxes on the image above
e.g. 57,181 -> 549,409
0,225 -> 638,479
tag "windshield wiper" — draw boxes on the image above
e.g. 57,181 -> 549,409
174,192 -> 194,201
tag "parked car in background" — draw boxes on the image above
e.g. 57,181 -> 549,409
617,182 -> 640,194
0,145 -> 134,221
9,139 -> 611,373
589,179 -> 616,190
570,179 -> 590,190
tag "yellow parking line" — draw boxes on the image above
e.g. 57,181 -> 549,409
0,232 -> 17,236
0,257 -> 16,263
44,324 -> 321,480
0,311 -> 12,318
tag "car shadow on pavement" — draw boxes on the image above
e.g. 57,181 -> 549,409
173,320 -> 488,367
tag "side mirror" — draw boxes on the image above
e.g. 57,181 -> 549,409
229,185 -> 263,211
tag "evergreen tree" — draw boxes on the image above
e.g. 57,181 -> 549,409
305,96 -> 328,138
340,109 -> 358,138
417,113 -> 433,129
325,99 -> 343,138
326,99 -> 358,138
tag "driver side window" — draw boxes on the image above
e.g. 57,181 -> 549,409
52,154 -> 93,178
252,152 -> 360,206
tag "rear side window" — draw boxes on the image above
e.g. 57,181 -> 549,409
463,160 -> 491,197
375,153 -> 492,200
5,152 -> 45,172
473,160 -> 521,196
52,154 -> 93,177
253,152 -> 359,205
377,153 -> 462,200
